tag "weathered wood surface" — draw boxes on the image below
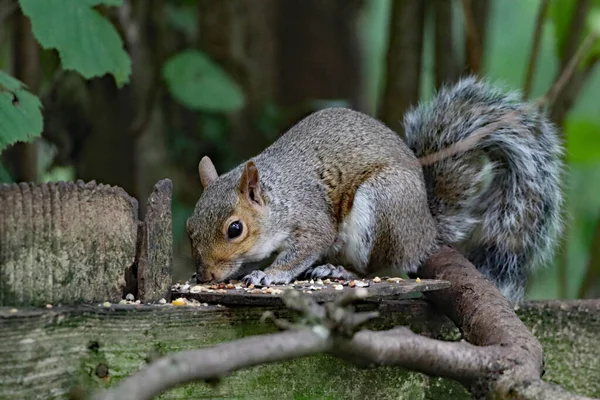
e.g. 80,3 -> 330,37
0,181 -> 138,307
173,278 -> 451,307
0,300 -> 598,400
136,179 -> 173,303
0,179 -> 173,307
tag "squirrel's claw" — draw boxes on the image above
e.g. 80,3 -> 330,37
304,264 -> 358,281
242,270 -> 268,286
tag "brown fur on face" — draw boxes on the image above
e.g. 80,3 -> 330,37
189,159 -> 267,282
203,198 -> 264,280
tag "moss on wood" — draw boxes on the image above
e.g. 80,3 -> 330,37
0,300 -> 597,399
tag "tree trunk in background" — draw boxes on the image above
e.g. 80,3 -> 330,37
77,77 -> 136,196
461,0 -> 489,75
276,0 -> 366,122
378,0 -> 426,137
122,0 -> 172,218
433,0 -> 460,88
3,8 -> 40,182
197,0 -> 278,162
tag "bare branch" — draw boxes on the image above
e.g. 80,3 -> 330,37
332,327 -> 503,381
95,329 -> 333,400
537,31 -> 600,110
523,0 -> 550,99
418,247 -> 544,396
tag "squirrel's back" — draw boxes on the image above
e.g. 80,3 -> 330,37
404,77 -> 564,300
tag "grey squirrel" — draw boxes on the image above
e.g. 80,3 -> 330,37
186,77 -> 564,302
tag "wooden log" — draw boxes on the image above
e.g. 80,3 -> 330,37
0,300 -> 598,399
0,181 -> 138,307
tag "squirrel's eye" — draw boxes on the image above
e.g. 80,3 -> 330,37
227,220 -> 243,239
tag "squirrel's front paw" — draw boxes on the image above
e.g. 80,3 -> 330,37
242,269 -> 295,286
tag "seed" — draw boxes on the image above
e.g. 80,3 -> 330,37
172,298 -> 187,306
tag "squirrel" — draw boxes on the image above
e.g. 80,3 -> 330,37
186,77 -> 564,302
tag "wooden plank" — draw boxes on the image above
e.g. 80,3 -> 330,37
0,181 -> 138,307
0,300 -> 598,399
172,278 -> 451,307
137,179 -> 173,302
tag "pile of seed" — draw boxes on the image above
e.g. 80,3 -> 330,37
171,276 -> 411,297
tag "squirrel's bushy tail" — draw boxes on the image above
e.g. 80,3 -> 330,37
403,77 -> 564,301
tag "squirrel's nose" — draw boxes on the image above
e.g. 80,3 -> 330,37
196,269 -> 215,283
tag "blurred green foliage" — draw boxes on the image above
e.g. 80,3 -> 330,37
162,50 -> 245,112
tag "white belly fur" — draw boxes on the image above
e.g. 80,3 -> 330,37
330,188 -> 374,274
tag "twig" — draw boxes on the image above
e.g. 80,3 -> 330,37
537,31 -> 600,110
523,0 -> 550,99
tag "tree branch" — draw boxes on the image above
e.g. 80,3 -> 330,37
537,31 -> 600,111
523,0 -> 550,99
332,327 -> 503,381
95,329 -> 333,400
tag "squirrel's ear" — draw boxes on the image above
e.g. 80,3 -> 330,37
199,156 -> 218,188
240,161 -> 264,206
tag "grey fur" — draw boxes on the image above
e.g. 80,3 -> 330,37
187,77 -> 564,302
403,77 -> 564,300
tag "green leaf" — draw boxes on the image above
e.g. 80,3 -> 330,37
565,118 -> 600,164
18,0 -> 131,87
162,50 -> 245,112
0,71 -> 43,153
